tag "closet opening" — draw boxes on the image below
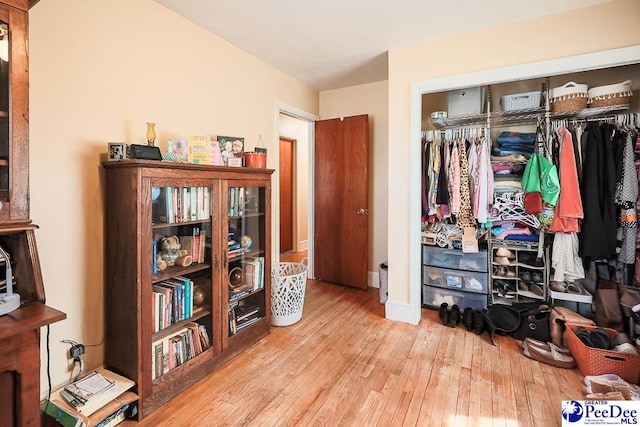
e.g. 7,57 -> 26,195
406,45 -> 640,325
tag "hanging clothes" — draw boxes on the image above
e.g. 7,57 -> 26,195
448,141 -> 461,216
456,140 -> 476,228
550,127 -> 583,233
616,130 -> 638,264
580,122 -> 618,260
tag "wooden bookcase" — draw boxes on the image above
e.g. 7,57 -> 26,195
102,160 -> 273,419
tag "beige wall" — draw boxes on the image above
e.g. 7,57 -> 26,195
387,0 -> 640,311
319,81 -> 389,285
30,0 -> 318,393
278,113 -> 309,251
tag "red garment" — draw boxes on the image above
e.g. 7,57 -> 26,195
550,128 -> 583,233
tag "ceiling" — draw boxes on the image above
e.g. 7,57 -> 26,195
153,0 -> 611,91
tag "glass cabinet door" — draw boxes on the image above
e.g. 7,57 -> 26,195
226,185 -> 267,336
0,20 -> 9,199
148,184 -> 215,381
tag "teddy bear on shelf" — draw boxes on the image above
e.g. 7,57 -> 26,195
156,235 -> 192,271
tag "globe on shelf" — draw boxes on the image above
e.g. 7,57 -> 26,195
193,285 -> 206,307
241,235 -> 252,249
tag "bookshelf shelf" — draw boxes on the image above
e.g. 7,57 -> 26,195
103,160 -> 273,419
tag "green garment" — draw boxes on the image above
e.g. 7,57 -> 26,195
521,153 -> 560,206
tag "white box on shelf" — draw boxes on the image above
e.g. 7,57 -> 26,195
447,87 -> 485,117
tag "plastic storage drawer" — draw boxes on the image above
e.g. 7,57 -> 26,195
422,246 -> 487,272
422,286 -> 488,311
423,265 -> 488,294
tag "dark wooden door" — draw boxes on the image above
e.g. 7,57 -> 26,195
279,137 -> 294,253
314,115 -> 369,289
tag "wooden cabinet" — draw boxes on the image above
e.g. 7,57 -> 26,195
0,3 -> 67,426
0,1 -> 29,222
102,160 -> 273,419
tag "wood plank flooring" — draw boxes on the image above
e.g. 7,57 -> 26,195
128,274 -> 587,427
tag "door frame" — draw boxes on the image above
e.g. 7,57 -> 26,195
275,102 -> 318,278
397,45 -> 640,325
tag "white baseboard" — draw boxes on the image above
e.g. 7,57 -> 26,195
296,239 -> 308,252
385,299 -> 420,325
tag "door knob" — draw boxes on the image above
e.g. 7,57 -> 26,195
357,208 -> 368,215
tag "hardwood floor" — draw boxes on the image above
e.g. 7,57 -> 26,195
129,279 -> 586,426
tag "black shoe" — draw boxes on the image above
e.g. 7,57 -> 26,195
439,303 -> 448,325
463,307 -> 474,331
447,304 -> 460,328
472,309 -> 484,335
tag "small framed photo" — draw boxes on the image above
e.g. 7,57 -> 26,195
108,142 -> 128,161
217,135 -> 244,166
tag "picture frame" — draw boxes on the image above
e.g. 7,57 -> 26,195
217,135 -> 244,166
108,142 -> 128,161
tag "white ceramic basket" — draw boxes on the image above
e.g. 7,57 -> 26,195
271,258 -> 308,326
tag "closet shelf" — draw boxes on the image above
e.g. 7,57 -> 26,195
431,105 -> 629,129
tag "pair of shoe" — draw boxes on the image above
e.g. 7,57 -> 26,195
549,280 -> 582,294
517,281 -> 544,298
493,266 -> 516,278
521,337 -> 576,369
494,280 -> 516,299
494,256 -> 515,266
585,374 -> 640,400
439,303 -> 460,328
495,247 -> 515,259
519,270 -> 543,283
518,252 -> 544,267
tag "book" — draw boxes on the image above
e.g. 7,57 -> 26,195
64,370 -> 115,402
41,400 -> 83,427
174,138 -> 189,163
211,140 -> 224,166
51,368 -> 135,417
187,134 -> 213,165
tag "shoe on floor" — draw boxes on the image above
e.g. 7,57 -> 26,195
522,337 -> 576,369
585,375 -> 640,400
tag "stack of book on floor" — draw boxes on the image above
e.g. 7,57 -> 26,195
42,367 -> 137,427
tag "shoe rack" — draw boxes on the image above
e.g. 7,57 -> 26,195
489,240 -> 548,305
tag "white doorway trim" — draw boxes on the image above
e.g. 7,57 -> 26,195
275,102 -> 318,278
403,45 -> 640,324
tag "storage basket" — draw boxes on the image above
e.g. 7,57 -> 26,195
588,80 -> 633,108
565,323 -> 640,384
500,91 -> 542,111
550,81 -> 588,112
271,258 -> 308,326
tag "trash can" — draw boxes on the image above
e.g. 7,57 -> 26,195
271,258 -> 308,326
379,262 -> 388,304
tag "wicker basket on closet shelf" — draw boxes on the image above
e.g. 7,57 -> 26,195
550,81 -> 589,112
588,80 -> 633,108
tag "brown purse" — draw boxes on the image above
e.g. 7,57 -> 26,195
594,278 -> 624,331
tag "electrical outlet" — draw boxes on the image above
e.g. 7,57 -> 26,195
69,344 -> 85,360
